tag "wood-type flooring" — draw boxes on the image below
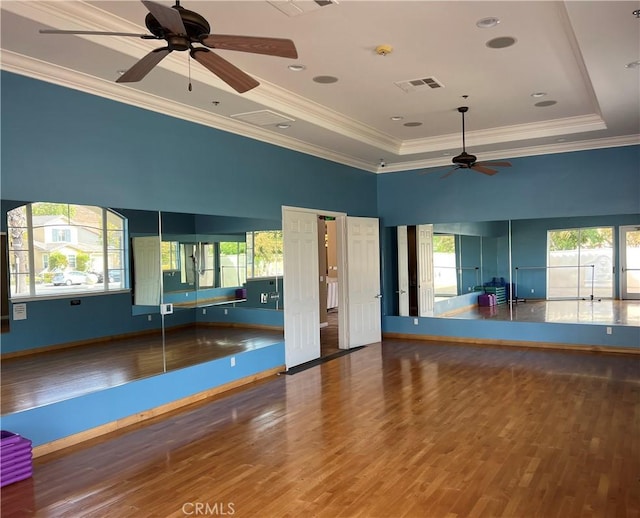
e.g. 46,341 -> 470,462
2,338 -> 638,517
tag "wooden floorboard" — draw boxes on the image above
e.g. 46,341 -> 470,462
2,339 -> 638,517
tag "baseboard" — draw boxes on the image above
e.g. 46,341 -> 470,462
382,332 -> 640,356
32,366 -> 284,458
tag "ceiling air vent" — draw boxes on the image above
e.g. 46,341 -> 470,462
268,0 -> 337,17
230,110 -> 295,127
394,76 -> 444,93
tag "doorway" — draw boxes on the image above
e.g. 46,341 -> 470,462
282,207 -> 381,370
320,216 -> 340,357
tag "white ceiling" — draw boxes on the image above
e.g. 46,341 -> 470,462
1,0 -> 639,173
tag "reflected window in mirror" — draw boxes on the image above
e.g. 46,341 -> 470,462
246,230 -> 283,279
161,241 -> 179,272
8,202 -> 127,299
198,243 -> 216,289
434,234 -> 458,297
220,241 -> 247,287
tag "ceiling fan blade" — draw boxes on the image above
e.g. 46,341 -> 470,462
471,164 -> 499,176
116,47 -> 171,83
201,35 -> 298,59
40,29 -> 154,38
191,48 -> 260,93
141,0 -> 186,34
441,166 -> 462,179
476,161 -> 512,167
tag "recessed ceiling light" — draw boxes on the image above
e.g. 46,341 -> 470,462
288,64 -> 306,72
442,152 -> 451,156
476,17 -> 500,29
535,100 -> 557,107
390,116 -> 404,121
486,36 -> 517,49
557,138 -> 566,142
404,122 -> 422,127
624,60 -> 640,69
531,92 -> 547,98
276,123 -> 291,129
313,75 -> 339,84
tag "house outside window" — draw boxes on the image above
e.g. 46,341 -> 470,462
7,202 -> 127,298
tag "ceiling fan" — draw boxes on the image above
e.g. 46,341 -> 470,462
39,0 -> 298,93
435,106 -> 512,178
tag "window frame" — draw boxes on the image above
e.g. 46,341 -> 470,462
7,203 -> 128,301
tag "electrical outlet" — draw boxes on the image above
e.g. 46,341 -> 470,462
224,308 -> 228,315
202,308 -> 206,315
413,318 -> 419,325
606,327 -> 612,335
230,356 -> 236,367
531,289 -> 535,293
147,315 -> 152,322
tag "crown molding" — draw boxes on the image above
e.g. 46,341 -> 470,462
377,134 -> 640,174
3,0 -> 401,155
398,113 -> 608,156
5,49 -> 636,178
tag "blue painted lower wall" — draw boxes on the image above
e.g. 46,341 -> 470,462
383,316 -> 640,350
434,292 -> 479,316
0,342 -> 285,447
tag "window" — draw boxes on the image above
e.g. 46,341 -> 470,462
7,203 -> 127,298
246,230 -> 283,279
220,241 -> 246,287
52,228 -> 71,242
433,234 -> 458,297
547,227 -> 613,299
161,241 -> 179,271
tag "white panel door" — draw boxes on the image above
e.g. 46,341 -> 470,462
283,209 -> 320,369
132,236 -> 161,306
417,224 -> 434,317
397,225 -> 409,316
620,225 -> 640,300
346,216 -> 381,347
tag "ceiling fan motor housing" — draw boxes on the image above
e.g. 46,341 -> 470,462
452,151 -> 477,168
145,5 -> 211,50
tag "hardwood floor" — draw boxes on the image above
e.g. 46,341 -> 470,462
1,325 -> 284,415
442,299 -> 640,326
320,309 -> 340,357
2,339 -> 638,517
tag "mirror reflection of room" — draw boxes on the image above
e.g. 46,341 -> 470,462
1,204 -> 285,415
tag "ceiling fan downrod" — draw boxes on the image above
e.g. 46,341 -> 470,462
458,106 -> 468,152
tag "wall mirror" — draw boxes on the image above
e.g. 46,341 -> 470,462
1,203 -> 283,415
388,214 -> 639,320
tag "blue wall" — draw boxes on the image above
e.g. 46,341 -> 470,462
1,72 -> 638,449
383,316 -> 639,350
0,72 -> 373,444
1,72 -> 377,220
377,146 -> 639,226
0,343 -> 285,447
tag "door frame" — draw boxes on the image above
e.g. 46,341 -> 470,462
282,206 -> 349,366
